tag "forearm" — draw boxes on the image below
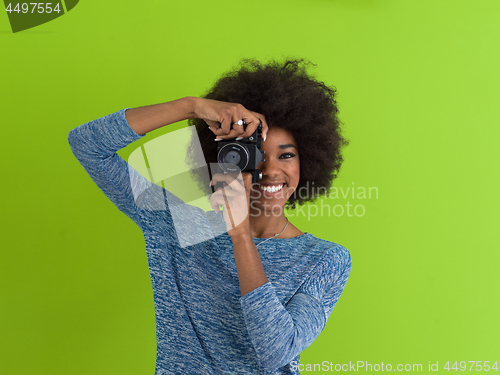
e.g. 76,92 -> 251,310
240,285 -> 325,369
125,96 -> 198,135
238,247 -> 351,369
231,232 -> 269,296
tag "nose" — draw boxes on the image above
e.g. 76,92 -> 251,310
258,157 -> 280,179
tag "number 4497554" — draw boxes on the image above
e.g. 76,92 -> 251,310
5,3 -> 62,14
444,361 -> 498,371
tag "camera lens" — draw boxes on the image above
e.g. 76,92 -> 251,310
223,150 -> 241,165
217,143 -> 249,173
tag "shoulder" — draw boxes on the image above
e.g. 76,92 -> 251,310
301,235 -> 352,284
275,232 -> 351,271
305,234 -> 351,263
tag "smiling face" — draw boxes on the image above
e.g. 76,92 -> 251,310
249,126 -> 300,216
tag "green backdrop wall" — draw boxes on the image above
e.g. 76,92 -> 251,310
1,1 -> 499,374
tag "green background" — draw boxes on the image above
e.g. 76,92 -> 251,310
1,0 -> 499,374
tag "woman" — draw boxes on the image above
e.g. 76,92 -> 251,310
68,58 -> 352,375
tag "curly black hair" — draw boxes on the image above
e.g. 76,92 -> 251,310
186,58 -> 349,210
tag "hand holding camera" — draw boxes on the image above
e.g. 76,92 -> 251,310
193,98 -> 267,186
193,98 -> 269,141
209,172 -> 253,237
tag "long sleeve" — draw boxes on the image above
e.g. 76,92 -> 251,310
68,109 -> 149,227
239,244 -> 352,369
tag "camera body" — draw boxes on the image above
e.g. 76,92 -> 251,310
214,121 -> 265,190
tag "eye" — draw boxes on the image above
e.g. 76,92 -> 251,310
279,153 -> 296,159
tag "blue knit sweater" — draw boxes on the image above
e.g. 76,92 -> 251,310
68,109 -> 352,375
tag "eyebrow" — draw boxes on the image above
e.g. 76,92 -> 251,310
278,144 -> 298,150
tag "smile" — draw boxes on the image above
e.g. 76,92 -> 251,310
258,184 -> 285,193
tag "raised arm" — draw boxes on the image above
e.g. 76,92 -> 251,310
126,97 -> 269,140
68,97 -> 268,225
124,97 -> 198,135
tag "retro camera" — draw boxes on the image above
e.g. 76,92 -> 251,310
214,120 -> 265,190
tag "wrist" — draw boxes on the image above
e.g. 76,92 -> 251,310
228,224 -> 252,242
185,96 -> 200,119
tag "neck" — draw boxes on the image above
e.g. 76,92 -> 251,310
248,211 -> 289,239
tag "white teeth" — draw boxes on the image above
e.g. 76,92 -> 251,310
258,184 -> 284,193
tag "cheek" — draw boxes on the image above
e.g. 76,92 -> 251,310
289,162 -> 300,186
